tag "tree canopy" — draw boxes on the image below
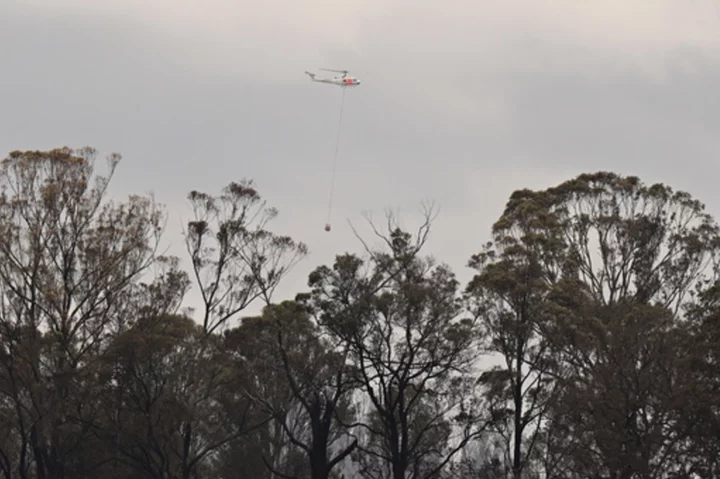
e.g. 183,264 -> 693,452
0,148 -> 718,479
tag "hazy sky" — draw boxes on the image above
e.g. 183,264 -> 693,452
2,0 -> 719,316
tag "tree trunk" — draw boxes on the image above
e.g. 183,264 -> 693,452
513,334 -> 524,479
310,426 -> 329,479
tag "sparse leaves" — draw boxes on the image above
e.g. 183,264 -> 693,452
184,180 -> 308,335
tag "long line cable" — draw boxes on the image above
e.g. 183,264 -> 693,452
326,86 -> 347,227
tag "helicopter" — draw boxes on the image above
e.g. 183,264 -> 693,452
305,68 -> 361,87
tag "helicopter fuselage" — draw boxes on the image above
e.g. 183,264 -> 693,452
305,71 -> 361,87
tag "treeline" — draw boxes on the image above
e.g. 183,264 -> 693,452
0,147 -> 718,479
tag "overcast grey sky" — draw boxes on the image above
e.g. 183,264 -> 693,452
2,0 -> 719,316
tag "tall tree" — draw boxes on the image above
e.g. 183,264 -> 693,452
179,180 -> 309,477
0,148 -> 168,478
504,172 -> 720,477
466,188 -> 565,478
308,215 -> 488,479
